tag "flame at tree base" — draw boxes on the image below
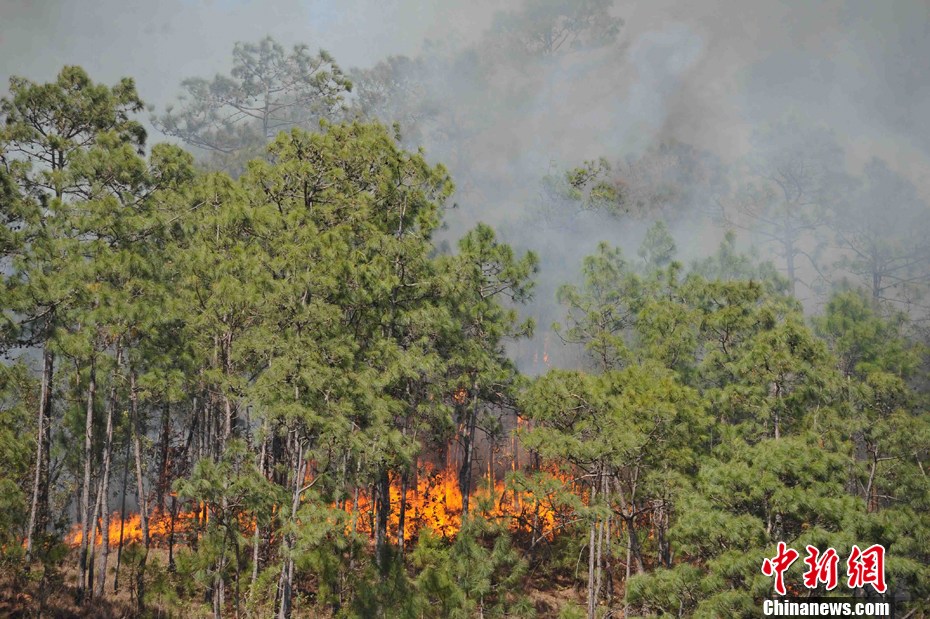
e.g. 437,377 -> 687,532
65,507 -> 202,549
345,465 -> 572,544
66,467 -> 577,550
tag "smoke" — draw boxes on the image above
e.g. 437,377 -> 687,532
619,24 -> 704,155
3,0 -> 929,367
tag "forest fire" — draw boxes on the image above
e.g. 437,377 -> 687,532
65,507 -> 200,548
66,465 -> 577,550
6,4 -> 930,616
345,464 -> 573,543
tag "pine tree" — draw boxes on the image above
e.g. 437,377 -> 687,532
0,66 -> 145,567
156,37 -> 352,173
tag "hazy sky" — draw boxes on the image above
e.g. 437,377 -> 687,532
3,0 -> 929,366
3,0 -> 927,174
0,0 -> 499,105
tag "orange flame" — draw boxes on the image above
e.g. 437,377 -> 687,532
66,507 -> 202,548
452,388 -> 468,405
66,465 -> 580,551
344,464 -> 573,544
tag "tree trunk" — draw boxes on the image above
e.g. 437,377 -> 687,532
624,527 -> 632,619
222,330 -> 235,449
249,425 -> 269,606
25,348 -> 54,558
374,467 -> 391,569
86,479 -> 104,595
95,347 -> 122,597
130,369 -> 150,614
114,429 -> 131,593
397,468 -> 409,557
276,438 -> 304,619
866,451 -> 880,513
785,236 -> 797,296
657,499 -> 672,568
627,516 -> 645,573
594,474 -> 606,605
587,477 -> 598,619
603,506 -> 614,605
214,546 -> 225,619
78,356 -> 97,601
156,402 -> 171,512
459,381 -> 479,517
616,480 -> 645,575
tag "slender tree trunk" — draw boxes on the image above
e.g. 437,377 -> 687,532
217,334 -> 233,618
604,506 -> 614,605
627,516 -> 645,573
87,478 -> 104,595
114,428 -> 131,593
277,438 -> 304,619
866,451 -> 880,513
594,474 -> 606,605
234,539 -> 242,619
170,403 -> 198,573
459,381 -> 480,517
397,468 -> 409,557
785,235 -> 797,297
95,347 -> 122,597
616,480 -> 645,574
657,499 -> 672,568
624,525 -> 632,619
94,451 -> 111,597
374,467 -> 391,569
214,539 -> 226,619
78,356 -> 97,601
587,476 -> 598,619
222,330 -> 235,449
249,424 -> 269,607
772,380 -> 783,440
213,531 -> 229,619
130,369 -> 150,613
26,348 -> 54,557
349,459 -> 362,539
156,402 -> 171,512
168,493 -> 178,571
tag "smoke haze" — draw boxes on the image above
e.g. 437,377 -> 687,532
4,0 -> 929,368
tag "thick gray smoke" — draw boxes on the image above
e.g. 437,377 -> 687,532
3,0 -> 929,369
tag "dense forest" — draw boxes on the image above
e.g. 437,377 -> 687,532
2,1 -> 930,617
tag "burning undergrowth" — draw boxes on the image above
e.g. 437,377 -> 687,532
65,464 -> 581,551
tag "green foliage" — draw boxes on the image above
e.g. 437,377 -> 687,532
529,232 -> 930,615
350,551 -> 421,619
541,142 -> 728,223
554,242 -> 639,370
691,230 -> 788,291
540,158 -> 623,218
0,362 -> 35,567
815,288 -> 922,379
175,440 -> 279,614
2,60 -> 929,619
412,515 -> 533,618
638,221 -> 677,271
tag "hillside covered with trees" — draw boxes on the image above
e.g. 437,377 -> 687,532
2,2 -> 930,617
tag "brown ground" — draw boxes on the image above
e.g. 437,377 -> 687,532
1,549 -> 588,618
